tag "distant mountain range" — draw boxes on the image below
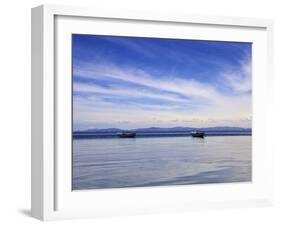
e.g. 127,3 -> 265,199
75,126 -> 252,133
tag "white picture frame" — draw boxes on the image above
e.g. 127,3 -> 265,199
31,4 -> 274,221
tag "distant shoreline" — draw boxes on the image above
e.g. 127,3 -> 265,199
74,126 -> 252,133
73,131 -> 252,139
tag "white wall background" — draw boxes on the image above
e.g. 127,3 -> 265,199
0,0 -> 280,225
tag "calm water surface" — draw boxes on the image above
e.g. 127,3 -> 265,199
72,136 -> 251,190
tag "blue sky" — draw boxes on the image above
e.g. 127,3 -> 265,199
73,34 -> 252,130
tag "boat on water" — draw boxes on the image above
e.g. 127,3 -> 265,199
191,131 -> 205,138
117,132 -> 136,138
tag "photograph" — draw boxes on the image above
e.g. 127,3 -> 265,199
72,34 -> 252,190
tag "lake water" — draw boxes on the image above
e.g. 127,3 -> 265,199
72,136 -> 251,190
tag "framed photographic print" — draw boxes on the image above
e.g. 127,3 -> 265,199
31,4 -> 274,221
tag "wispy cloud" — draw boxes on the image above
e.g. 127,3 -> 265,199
74,82 -> 192,105
102,37 -> 157,59
74,63 -> 220,100
221,58 -> 252,93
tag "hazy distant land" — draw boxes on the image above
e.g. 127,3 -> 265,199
75,126 -> 252,133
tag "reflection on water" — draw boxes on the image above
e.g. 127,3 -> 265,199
72,136 -> 251,190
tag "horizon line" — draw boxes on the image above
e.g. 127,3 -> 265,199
75,125 -> 252,132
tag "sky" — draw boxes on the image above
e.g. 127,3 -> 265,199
72,34 -> 252,131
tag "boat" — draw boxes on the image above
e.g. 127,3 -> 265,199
191,131 -> 205,138
117,132 -> 136,138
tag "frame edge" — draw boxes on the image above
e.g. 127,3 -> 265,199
31,5 -> 44,221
